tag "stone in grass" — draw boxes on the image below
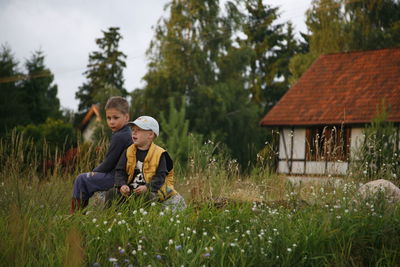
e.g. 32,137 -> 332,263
356,179 -> 400,203
91,191 -> 107,207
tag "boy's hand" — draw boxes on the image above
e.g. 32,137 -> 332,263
120,185 -> 130,196
134,185 -> 147,195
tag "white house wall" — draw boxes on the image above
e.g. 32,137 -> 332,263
350,127 -> 364,159
278,128 -> 306,174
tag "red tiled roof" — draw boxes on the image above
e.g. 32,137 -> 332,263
260,48 -> 400,126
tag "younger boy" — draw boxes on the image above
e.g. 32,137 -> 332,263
112,116 -> 186,211
70,96 -> 132,214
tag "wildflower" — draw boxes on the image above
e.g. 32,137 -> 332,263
103,221 -> 108,225
287,248 -> 292,252
109,257 -> 118,262
151,202 -> 156,206
336,215 -> 341,219
230,243 -> 236,247
202,253 -> 211,257
187,249 -> 193,254
203,232 -> 207,236
292,243 -> 297,247
117,212 -> 122,216
159,211 -> 165,216
156,255 -> 162,260
169,239 -> 174,245
119,248 -> 125,254
108,228 -> 112,232
241,249 -> 245,253
92,218 -> 97,223
246,230 -> 251,235
93,263 -> 99,267
175,245 -> 182,251
139,208 -> 145,213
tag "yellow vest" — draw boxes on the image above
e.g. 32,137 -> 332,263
126,142 -> 176,201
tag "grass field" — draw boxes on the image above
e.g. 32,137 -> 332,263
0,134 -> 399,266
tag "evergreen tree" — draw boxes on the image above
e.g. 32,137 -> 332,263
76,27 -> 127,113
20,50 -> 61,124
0,45 -> 23,135
240,0 -> 286,108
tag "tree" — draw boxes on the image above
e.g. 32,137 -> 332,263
134,0 -> 299,167
240,0 -> 286,107
0,45 -> 24,135
76,27 -> 127,113
345,0 -> 400,50
290,0 -> 400,84
20,50 -> 61,125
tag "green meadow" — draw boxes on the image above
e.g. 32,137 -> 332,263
1,133 -> 399,267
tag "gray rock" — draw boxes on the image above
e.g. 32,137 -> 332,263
357,179 -> 400,203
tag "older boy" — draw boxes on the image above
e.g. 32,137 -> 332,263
112,116 -> 186,211
70,96 -> 132,214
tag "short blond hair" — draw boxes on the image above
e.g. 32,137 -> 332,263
105,96 -> 129,114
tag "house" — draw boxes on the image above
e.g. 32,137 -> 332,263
260,48 -> 400,175
79,104 -> 102,142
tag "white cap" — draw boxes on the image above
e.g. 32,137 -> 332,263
128,116 -> 159,136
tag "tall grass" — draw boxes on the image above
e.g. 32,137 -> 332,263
0,132 -> 399,266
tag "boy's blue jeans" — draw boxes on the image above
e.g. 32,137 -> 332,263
72,172 -> 114,201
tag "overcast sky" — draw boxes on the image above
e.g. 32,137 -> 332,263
0,0 -> 312,111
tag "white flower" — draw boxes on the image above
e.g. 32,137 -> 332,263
108,257 -> 118,262
132,250 -> 136,255
169,239 -> 174,245
92,218 -> 97,223
187,249 -> 193,254
159,211 -> 165,216
151,202 -> 156,206
287,248 -> 292,252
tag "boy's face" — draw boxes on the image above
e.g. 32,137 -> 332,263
105,108 -> 129,132
131,125 -> 154,149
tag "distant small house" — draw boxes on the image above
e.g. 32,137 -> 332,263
260,48 -> 400,175
79,104 -> 102,142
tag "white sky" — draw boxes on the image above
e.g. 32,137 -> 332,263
0,0 -> 312,111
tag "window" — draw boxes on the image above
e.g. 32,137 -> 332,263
306,125 -> 349,161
